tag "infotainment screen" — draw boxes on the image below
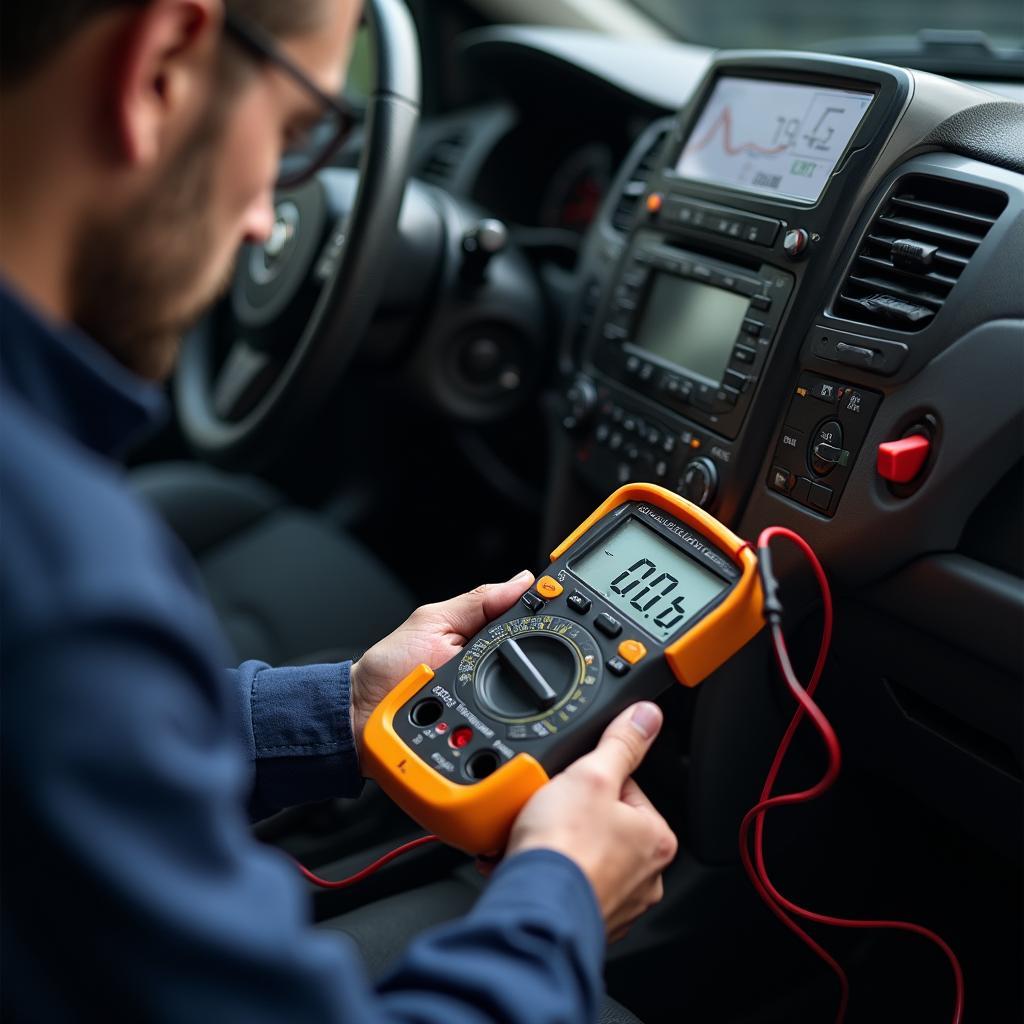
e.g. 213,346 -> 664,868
675,77 -> 873,203
631,274 -> 748,385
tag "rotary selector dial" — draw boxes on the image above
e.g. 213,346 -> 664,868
456,615 -> 603,734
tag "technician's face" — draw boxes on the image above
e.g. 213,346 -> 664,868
72,0 -> 359,380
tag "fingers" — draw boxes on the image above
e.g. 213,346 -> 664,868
580,701 -> 663,787
433,571 -> 535,638
619,776 -> 657,814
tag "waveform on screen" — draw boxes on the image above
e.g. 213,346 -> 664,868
683,106 -> 788,158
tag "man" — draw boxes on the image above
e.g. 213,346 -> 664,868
0,2 -> 678,1020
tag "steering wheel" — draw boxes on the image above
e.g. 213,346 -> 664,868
175,0 -> 421,469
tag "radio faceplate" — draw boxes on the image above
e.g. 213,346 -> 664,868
590,230 -> 794,441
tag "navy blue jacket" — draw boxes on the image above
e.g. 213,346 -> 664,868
0,282 -> 604,1022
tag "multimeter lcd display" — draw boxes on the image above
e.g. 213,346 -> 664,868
571,518 -> 729,642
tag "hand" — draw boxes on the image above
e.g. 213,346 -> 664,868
505,701 -> 678,940
350,570 -> 535,750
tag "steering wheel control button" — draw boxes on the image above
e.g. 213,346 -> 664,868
536,576 -> 564,599
877,435 -> 931,483
566,592 -> 592,615
771,465 -> 796,494
617,640 -> 648,665
521,591 -> 545,613
606,656 -> 630,677
783,227 -> 810,257
810,421 -> 846,476
594,613 -> 623,638
807,482 -> 833,511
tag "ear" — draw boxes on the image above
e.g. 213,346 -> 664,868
111,0 -> 221,167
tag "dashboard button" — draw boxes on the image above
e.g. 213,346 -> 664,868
792,477 -> 812,504
770,465 -> 795,493
777,425 -> 805,459
877,435 -> 930,484
724,369 -> 749,391
808,482 -> 833,511
806,377 -> 839,405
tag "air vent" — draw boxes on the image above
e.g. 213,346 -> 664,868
611,130 -> 669,233
834,175 -> 1007,331
419,131 -> 469,187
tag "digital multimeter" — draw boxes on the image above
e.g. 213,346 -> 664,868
362,483 -> 764,854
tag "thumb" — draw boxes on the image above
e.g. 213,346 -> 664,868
586,701 -> 663,786
438,570 -> 535,638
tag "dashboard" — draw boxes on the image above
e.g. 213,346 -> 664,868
410,31 -> 1023,879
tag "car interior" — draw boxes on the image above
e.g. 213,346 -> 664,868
128,0 -> 1023,1020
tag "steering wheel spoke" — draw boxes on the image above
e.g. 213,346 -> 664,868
212,341 -> 275,421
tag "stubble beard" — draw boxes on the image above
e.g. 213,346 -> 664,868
70,111 -> 237,382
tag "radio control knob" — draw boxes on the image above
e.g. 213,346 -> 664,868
783,228 -> 809,258
563,375 -> 598,430
679,457 -> 718,508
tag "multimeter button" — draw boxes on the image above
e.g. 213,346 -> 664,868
566,591 -> 592,614
434,721 -> 449,734
594,613 -> 623,638
617,639 -> 648,664
521,591 -> 545,612
607,656 -> 630,676
536,575 -> 564,599
449,726 -> 473,749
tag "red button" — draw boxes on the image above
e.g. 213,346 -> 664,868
877,435 -> 930,483
434,721 -> 449,734
449,726 -> 473,749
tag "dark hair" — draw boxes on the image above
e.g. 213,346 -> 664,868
0,1 -> 325,87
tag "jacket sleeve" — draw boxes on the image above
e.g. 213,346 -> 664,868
228,659 -> 364,820
5,607 -> 605,1024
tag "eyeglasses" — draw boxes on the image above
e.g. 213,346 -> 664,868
223,8 -> 357,189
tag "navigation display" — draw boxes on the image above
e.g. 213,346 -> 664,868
572,518 -> 728,642
675,77 -> 873,203
632,274 -> 748,385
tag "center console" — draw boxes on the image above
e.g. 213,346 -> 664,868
562,55 -> 912,526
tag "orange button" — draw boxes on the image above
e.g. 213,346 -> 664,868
646,192 -> 663,213
617,639 -> 648,664
536,575 -> 564,599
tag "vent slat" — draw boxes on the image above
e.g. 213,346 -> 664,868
876,214 -> 983,248
890,195 -> 1000,230
846,274 -> 946,309
855,254 -> 959,289
833,174 -> 1007,332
